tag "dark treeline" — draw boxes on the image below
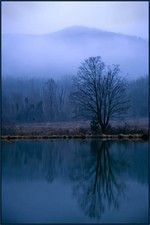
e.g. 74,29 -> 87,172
2,75 -> 73,123
2,75 -> 148,124
127,76 -> 148,117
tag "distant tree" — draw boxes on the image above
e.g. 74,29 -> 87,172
56,77 -> 73,121
128,75 -> 148,118
43,79 -> 57,121
35,101 -> 44,121
24,97 -> 29,121
71,56 -> 129,133
57,84 -> 66,120
28,104 -> 35,121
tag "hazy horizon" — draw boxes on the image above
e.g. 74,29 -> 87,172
2,2 -> 148,80
2,25 -> 148,41
2,1 -> 149,40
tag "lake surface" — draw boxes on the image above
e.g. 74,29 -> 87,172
2,139 -> 148,223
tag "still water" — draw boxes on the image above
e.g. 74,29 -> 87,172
2,139 -> 148,223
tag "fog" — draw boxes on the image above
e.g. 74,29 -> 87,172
2,73 -> 148,124
2,26 -> 148,80
2,2 -> 148,39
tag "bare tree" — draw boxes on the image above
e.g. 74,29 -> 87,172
71,56 -> 129,133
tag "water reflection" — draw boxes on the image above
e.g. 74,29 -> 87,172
2,140 -> 148,223
71,141 -> 129,218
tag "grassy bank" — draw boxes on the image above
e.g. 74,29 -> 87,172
1,133 -> 149,141
1,119 -> 148,140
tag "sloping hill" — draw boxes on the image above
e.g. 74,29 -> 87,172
2,26 -> 148,79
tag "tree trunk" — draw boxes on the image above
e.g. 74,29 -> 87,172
101,123 -> 107,134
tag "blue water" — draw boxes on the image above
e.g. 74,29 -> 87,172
2,140 -> 148,223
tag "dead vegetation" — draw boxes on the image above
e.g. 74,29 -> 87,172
1,133 -> 149,141
1,118 -> 149,140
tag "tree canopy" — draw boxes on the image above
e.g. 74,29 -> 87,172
71,56 -> 129,133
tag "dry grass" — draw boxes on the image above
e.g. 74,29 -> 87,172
2,121 -> 90,136
2,118 -> 148,140
1,133 -> 148,141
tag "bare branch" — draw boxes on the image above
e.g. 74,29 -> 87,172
70,56 -> 129,133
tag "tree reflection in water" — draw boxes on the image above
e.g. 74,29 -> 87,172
71,141 -> 128,218
3,140 -> 147,220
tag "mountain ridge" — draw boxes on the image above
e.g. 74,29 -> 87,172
2,25 -> 148,79
2,25 -> 147,42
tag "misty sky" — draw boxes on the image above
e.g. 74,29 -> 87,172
2,1 -> 149,39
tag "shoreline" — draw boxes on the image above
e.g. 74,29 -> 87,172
1,133 -> 149,140
2,119 -> 148,141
